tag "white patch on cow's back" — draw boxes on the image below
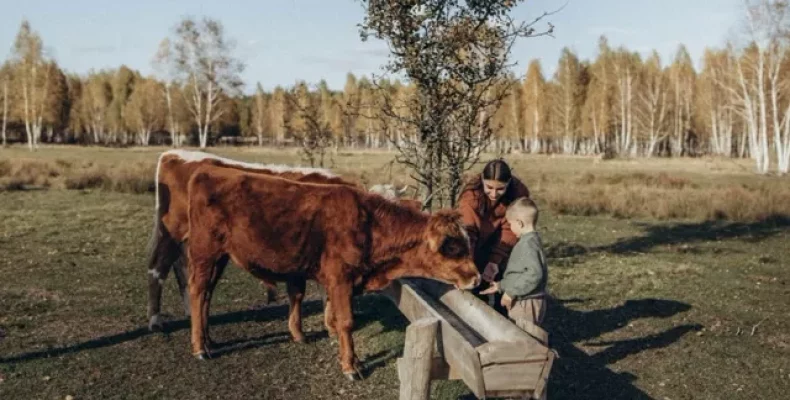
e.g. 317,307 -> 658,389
369,183 -> 400,200
154,149 -> 336,210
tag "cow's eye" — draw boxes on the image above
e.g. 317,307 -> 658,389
438,237 -> 469,258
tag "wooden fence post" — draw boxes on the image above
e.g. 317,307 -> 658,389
397,317 -> 440,400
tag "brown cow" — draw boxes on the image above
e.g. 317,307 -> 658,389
146,149 -> 354,337
185,165 -> 480,380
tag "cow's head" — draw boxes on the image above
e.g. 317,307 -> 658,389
421,210 -> 480,290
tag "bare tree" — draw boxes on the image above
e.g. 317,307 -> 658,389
126,78 -> 165,145
637,51 -> 670,157
10,20 -> 52,151
698,48 -> 736,157
285,83 -> 334,168
1,65 -> 8,147
551,47 -> 584,154
668,46 -> 695,157
522,60 -> 547,153
612,48 -> 639,156
358,0 -> 557,209
152,38 -> 183,147
160,17 -> 245,148
81,71 -> 112,144
251,82 -> 269,146
721,0 -> 790,173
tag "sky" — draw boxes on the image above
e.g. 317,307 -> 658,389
0,0 -> 744,94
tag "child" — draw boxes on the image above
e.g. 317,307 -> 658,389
480,196 -> 548,342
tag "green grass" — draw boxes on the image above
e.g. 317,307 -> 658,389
1,146 -> 789,399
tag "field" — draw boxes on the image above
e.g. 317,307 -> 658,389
1,146 -> 789,399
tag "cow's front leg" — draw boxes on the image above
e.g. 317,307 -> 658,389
189,255 -> 228,359
328,282 -> 362,381
286,276 -> 306,343
323,299 -> 336,337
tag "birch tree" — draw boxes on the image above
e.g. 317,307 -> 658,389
1,64 -> 9,147
251,82 -> 269,146
668,45 -> 696,156
698,48 -> 736,156
743,0 -> 790,173
583,36 -> 616,155
611,48 -> 640,156
551,48 -> 585,154
522,59 -> 547,153
161,17 -> 245,148
126,78 -> 165,145
82,72 -> 112,144
637,51 -> 671,156
152,38 -> 181,146
10,20 -> 51,151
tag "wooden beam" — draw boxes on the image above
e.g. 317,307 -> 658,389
383,280 -> 487,399
413,279 -> 538,343
397,317 -> 439,400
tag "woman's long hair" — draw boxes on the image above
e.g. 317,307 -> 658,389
461,159 -> 517,216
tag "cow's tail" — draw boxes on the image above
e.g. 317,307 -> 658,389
146,152 -> 186,331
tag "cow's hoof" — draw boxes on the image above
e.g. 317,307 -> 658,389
292,334 -> 306,344
194,351 -> 211,361
344,371 -> 363,381
344,364 -> 364,381
148,315 -> 164,332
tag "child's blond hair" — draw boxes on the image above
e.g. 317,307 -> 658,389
506,197 -> 539,228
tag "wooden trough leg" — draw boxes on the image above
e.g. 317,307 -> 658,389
397,317 -> 439,400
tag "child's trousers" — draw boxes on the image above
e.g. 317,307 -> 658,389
508,297 -> 547,345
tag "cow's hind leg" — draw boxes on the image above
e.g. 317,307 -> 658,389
147,233 -> 183,332
189,254 -> 229,360
286,277 -> 307,343
260,280 -> 278,305
171,250 -> 191,317
327,281 -> 362,381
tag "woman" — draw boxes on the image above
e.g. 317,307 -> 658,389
457,159 -> 531,311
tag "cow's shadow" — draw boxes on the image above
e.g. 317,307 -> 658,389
0,300 -> 324,364
0,290 -> 699,400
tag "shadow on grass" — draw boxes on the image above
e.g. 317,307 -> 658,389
0,290 -> 701,399
0,299 -> 324,364
547,214 -> 790,260
545,297 -> 702,400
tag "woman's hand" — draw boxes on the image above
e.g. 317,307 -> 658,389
482,262 -> 499,282
479,281 -> 500,295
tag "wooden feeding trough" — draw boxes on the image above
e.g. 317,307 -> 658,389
382,278 -> 555,400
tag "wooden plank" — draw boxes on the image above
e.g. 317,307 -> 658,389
482,362 -> 545,392
476,342 -> 550,367
532,349 -> 556,400
398,318 -> 439,400
383,280 -> 487,399
485,390 -> 532,399
428,356 -> 462,381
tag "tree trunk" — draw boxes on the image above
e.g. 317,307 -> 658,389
1,79 -> 7,147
